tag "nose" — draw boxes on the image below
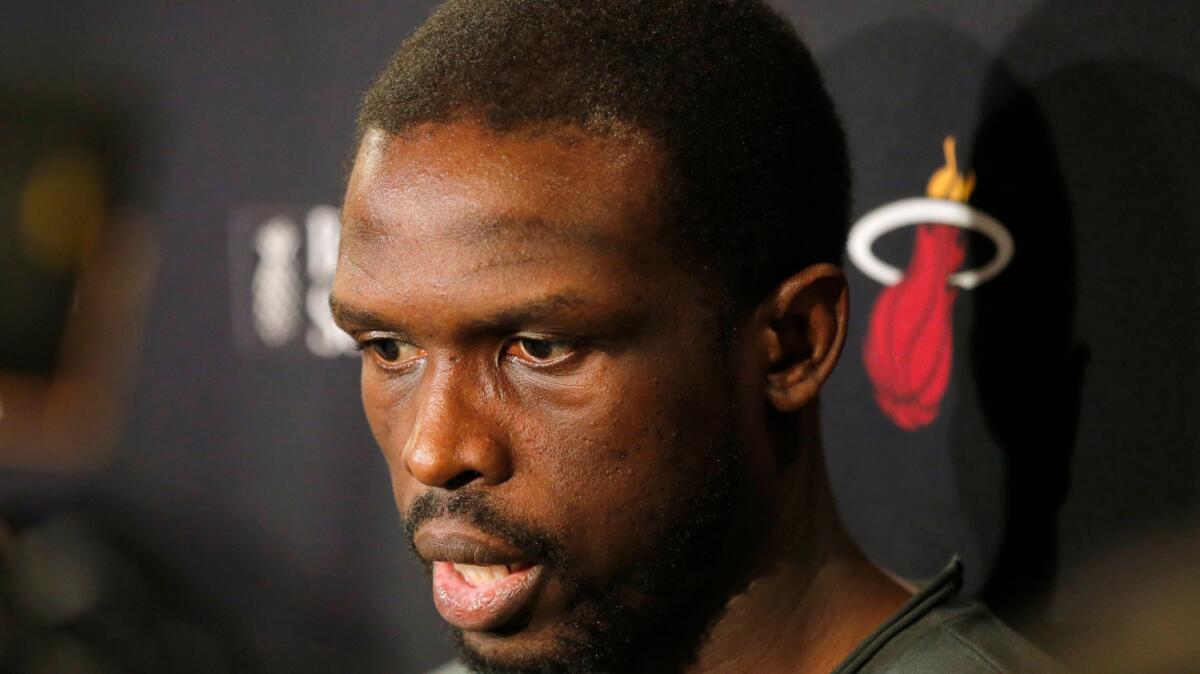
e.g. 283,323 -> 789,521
402,363 -> 513,490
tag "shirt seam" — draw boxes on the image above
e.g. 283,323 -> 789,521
939,614 -> 1006,673
874,610 -> 1002,674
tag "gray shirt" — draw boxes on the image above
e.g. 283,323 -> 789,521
430,558 -> 1065,673
834,558 -> 1066,673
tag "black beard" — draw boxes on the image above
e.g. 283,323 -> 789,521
410,431 -> 754,674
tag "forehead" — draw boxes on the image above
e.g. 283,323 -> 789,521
335,120 -> 686,321
345,119 -> 669,243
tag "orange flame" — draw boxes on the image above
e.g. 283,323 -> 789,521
925,136 -> 975,203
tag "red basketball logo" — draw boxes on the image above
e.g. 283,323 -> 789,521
847,138 -> 1014,431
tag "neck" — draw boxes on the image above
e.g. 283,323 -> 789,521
686,409 -> 911,674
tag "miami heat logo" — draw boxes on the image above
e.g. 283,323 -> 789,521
847,137 -> 1014,431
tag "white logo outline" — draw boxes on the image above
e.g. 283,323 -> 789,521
846,197 -> 1014,290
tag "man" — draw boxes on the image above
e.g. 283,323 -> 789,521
330,1 -> 1064,672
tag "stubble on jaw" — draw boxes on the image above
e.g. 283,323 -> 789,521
422,430 -> 756,674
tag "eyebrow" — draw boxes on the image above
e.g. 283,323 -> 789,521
328,292 -> 591,336
329,296 -> 396,332
462,293 -> 587,332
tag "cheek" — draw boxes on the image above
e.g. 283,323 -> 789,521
511,355 -> 734,570
360,366 -> 393,448
359,366 -> 417,500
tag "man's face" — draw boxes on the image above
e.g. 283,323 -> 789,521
333,120 -> 768,672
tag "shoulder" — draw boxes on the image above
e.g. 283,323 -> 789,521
859,600 -> 1067,674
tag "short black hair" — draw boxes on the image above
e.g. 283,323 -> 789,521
358,0 -> 849,309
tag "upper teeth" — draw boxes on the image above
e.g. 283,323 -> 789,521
453,563 -> 514,587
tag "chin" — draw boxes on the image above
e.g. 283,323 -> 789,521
453,626 -> 601,674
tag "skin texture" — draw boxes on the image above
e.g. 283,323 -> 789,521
332,119 -> 909,673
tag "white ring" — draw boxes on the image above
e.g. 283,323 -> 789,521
846,197 -> 1014,289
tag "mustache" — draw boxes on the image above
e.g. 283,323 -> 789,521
403,490 -> 564,566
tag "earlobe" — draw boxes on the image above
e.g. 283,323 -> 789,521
761,263 -> 849,412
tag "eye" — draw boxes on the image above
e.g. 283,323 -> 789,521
355,336 -> 425,369
505,336 -> 573,365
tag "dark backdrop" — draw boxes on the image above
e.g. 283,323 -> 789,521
2,1 -> 1197,672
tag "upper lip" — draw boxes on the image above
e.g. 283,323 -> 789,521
414,519 -> 537,566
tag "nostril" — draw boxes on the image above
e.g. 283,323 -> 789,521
444,470 -> 482,490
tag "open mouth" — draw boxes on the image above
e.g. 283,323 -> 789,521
415,522 -> 548,632
433,560 -> 544,632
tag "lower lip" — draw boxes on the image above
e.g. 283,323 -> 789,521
431,561 -> 544,632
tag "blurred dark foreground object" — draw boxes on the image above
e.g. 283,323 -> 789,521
0,91 -> 155,472
0,92 -> 252,673
0,512 -> 253,674
1047,520 -> 1200,674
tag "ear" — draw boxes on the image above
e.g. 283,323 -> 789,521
758,263 -> 849,412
